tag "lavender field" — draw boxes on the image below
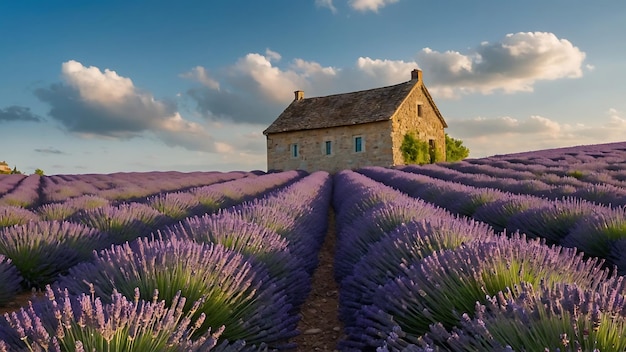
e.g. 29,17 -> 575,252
2,141 -> 626,351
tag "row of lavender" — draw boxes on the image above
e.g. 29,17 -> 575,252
360,166 -> 626,275
0,171 -> 332,351
401,162 -> 626,207
333,170 -> 626,351
0,170 -> 263,208
412,142 -> 626,200
0,170 -> 305,302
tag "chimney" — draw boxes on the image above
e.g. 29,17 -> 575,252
411,69 -> 422,82
294,90 -> 304,101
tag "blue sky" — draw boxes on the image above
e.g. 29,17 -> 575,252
1,0 -> 625,175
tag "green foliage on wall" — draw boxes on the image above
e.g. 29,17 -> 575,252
401,132 -> 431,164
445,133 -> 470,162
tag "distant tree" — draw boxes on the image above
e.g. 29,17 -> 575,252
10,166 -> 22,175
445,133 -> 470,162
34,168 -> 45,176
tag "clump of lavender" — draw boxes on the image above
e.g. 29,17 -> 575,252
56,237 -> 298,347
334,199 -> 449,282
342,234 -> 612,349
147,191 -> 202,221
506,197 -> 600,245
453,187 -> 506,217
426,281 -> 626,351
0,285 -> 230,351
71,203 -> 169,244
0,205 -> 39,228
37,195 -> 110,221
473,195 -> 548,233
0,255 -> 22,306
0,221 -> 108,288
338,217 -> 495,326
562,206 -> 626,265
159,212 -> 310,308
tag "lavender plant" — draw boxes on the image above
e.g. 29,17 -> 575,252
0,221 -> 108,288
147,191 -> 202,221
55,237 -> 298,347
0,285 -> 234,352
506,197 -> 601,245
472,195 -> 547,233
159,212 -> 311,308
562,206 -> 626,265
338,217 -> 495,326
37,195 -> 110,221
71,203 -> 169,244
342,234 -> 613,349
0,205 -> 39,228
425,281 -> 626,351
0,255 -> 22,306
334,199 -> 449,282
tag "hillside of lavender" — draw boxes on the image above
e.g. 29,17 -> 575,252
2,141 -> 626,351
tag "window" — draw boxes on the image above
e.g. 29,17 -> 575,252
290,143 -> 299,158
324,140 -> 332,155
354,136 -> 363,153
417,103 -> 423,117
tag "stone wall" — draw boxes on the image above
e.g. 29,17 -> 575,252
390,86 -> 446,164
266,121 -> 394,173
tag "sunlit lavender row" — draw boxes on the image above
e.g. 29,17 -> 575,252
333,169 -> 626,351
417,141 -> 626,197
359,165 -> 626,276
400,160 -> 626,206
0,170 -> 332,351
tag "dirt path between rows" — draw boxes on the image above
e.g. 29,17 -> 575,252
290,208 -> 343,351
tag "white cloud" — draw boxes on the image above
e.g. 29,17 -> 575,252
62,60 -> 135,104
179,66 -> 220,90
37,60 -> 220,153
418,32 -> 587,96
349,0 -> 399,12
447,112 -> 626,158
315,0 -> 338,13
182,32 -> 587,124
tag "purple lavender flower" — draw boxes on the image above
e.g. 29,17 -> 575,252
343,234 -> 612,349
0,220 -> 107,288
427,281 -> 626,351
37,195 -> 110,221
339,217 -> 495,327
0,205 -> 39,228
71,203 -> 168,244
147,191 -> 202,221
506,197 -> 601,245
1,286 -> 231,351
55,237 -> 298,347
0,255 -> 22,306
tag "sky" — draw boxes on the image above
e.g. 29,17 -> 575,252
1,0 -> 625,175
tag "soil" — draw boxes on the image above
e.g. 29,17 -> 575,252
0,209 -> 344,351
290,208 -> 343,351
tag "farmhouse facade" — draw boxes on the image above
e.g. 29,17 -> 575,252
263,69 -> 447,173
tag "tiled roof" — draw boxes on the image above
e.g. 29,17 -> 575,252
264,79 -> 431,135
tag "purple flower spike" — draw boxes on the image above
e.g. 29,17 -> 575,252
0,221 -> 107,288
0,255 -> 22,306
0,206 -> 39,228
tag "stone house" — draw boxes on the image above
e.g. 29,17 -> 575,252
263,69 -> 447,173
0,161 -> 11,174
